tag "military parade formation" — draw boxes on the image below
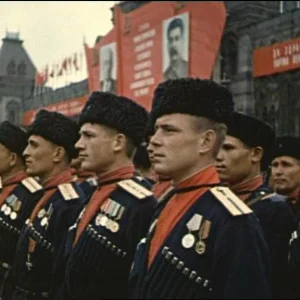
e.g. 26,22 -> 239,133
0,77 -> 299,299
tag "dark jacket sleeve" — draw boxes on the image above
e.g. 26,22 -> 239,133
212,215 -> 272,299
265,202 -> 296,298
125,196 -> 156,258
50,197 -> 84,299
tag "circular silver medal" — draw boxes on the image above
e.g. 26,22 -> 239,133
195,240 -> 206,255
100,216 -> 108,227
10,212 -> 17,220
181,233 -> 195,249
105,219 -> 112,231
4,207 -> 11,216
1,204 -> 7,212
41,217 -> 48,227
38,209 -> 46,219
110,221 -> 120,233
95,214 -> 102,226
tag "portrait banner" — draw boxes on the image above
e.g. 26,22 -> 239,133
85,1 -> 227,111
99,42 -> 118,93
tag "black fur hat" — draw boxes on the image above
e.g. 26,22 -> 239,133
272,136 -> 300,161
0,121 -> 28,158
27,109 -> 79,160
79,91 -> 149,146
227,112 -> 276,171
151,78 -> 234,125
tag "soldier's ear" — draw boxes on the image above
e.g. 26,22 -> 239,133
113,133 -> 126,153
8,152 -> 17,168
199,129 -> 216,155
52,146 -> 66,163
251,146 -> 263,164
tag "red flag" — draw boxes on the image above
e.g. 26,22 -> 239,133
35,72 -> 43,86
49,64 -> 55,78
62,58 -> 68,71
73,53 -> 79,71
35,65 -> 48,86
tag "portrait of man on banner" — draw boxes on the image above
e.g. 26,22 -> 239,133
163,12 -> 189,80
99,42 -> 118,93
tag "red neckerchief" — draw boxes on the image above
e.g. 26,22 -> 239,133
73,165 -> 135,246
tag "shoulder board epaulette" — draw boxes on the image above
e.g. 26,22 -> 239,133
86,177 -> 98,187
58,183 -> 79,201
21,177 -> 43,193
118,179 -> 153,200
260,192 -> 276,200
210,186 -> 253,216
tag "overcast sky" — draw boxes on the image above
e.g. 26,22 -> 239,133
0,1 -> 115,83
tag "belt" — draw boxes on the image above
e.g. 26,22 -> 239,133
16,286 -> 48,298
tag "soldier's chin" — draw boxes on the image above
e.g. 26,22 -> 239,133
80,161 -> 96,173
25,167 -> 37,176
153,165 -> 170,178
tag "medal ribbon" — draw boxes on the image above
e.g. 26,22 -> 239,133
0,171 -> 28,207
27,168 -> 75,254
148,165 -> 220,268
73,166 -> 135,246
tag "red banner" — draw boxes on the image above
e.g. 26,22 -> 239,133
254,37 -> 300,77
23,95 -> 89,126
85,1 -> 227,111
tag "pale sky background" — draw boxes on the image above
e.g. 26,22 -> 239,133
0,1 -> 117,87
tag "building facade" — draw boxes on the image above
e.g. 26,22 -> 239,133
218,1 -> 300,136
5,1 -> 300,135
0,32 -> 36,125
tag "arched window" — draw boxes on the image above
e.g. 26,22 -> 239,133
6,100 -> 21,124
220,32 -> 238,80
17,61 -> 26,76
6,59 -> 16,76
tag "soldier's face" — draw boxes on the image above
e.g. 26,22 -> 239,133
0,143 -> 14,175
23,135 -> 58,178
271,156 -> 300,195
216,136 -> 254,185
168,27 -> 184,62
76,123 -> 118,173
148,114 -> 203,182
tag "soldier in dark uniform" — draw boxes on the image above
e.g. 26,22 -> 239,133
216,112 -> 295,298
270,136 -> 300,215
10,110 -> 85,300
130,78 -> 271,299
0,122 -> 43,298
148,80 -> 173,201
55,92 -> 157,299
270,137 -> 300,298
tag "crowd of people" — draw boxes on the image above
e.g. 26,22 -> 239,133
0,77 -> 298,299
